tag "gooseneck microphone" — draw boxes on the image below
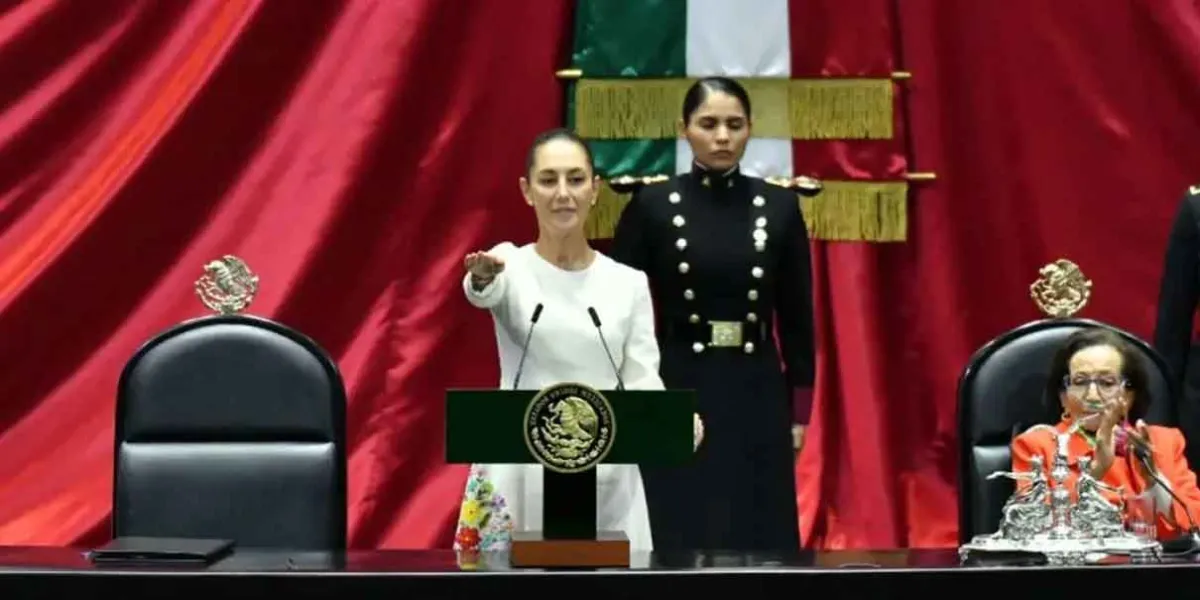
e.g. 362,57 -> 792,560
1130,446 -> 1200,555
511,303 -> 543,390
587,306 -> 625,391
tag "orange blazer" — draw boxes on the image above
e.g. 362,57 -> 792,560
1011,420 -> 1200,540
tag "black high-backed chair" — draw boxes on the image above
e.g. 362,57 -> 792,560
956,317 -> 1174,544
113,314 -> 348,550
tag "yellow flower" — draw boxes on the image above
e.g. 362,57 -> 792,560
459,500 -> 483,526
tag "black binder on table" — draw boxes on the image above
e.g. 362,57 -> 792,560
88,536 -> 235,567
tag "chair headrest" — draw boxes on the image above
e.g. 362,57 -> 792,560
117,315 -> 345,440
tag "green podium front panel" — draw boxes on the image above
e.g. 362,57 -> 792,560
445,389 -> 694,466
446,388 -> 694,541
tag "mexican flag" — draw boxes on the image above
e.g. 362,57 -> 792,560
567,0 -> 908,243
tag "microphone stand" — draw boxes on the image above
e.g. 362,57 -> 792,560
1134,450 -> 1200,555
511,303 -> 543,390
587,307 -> 625,391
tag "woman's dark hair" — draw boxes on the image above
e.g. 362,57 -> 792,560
681,77 -> 753,124
524,128 -> 595,177
1044,327 -> 1151,421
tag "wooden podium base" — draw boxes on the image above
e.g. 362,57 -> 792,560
510,530 -> 630,568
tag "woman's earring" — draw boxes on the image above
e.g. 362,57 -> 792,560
1061,410 -> 1071,422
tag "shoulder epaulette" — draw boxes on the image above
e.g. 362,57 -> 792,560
607,174 -> 671,194
766,175 -> 824,198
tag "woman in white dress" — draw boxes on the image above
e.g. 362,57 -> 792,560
453,128 -> 701,554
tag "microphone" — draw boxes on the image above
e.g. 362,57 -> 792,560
511,303 -> 543,390
1108,423 -> 1200,554
587,306 -> 625,391
1131,449 -> 1200,555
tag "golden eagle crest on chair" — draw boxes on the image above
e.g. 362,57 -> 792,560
1029,259 -> 1092,318
194,255 -> 260,315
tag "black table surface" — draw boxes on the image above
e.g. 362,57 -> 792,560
2,545 -> 1200,598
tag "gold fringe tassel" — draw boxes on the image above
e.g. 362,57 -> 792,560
585,179 -> 908,242
574,78 -> 894,140
800,181 -> 908,242
585,182 -> 633,240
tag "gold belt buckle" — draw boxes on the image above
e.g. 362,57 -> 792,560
708,321 -> 743,348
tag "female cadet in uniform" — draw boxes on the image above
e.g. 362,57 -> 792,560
611,77 -> 815,553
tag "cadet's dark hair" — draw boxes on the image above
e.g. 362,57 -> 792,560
682,77 -> 753,124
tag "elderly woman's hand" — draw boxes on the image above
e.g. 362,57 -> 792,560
1091,398 -> 1125,478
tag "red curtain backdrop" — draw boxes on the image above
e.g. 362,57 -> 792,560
797,0 -> 1200,548
4,0 -> 1200,551
0,0 -> 569,548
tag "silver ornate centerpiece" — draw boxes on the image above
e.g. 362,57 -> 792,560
960,423 -> 1161,565
960,260 -> 1160,565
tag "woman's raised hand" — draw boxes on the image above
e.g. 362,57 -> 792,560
465,252 -> 505,290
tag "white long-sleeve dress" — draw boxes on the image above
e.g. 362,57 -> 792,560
453,242 -> 663,553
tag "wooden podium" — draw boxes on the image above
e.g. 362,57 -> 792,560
446,384 -> 694,568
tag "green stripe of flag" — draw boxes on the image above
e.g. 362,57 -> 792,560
589,140 -> 676,178
571,0 -> 687,77
569,0 -> 685,177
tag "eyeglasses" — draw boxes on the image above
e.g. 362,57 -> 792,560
1063,375 -> 1127,399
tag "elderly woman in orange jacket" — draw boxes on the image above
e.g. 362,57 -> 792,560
1011,328 -> 1200,541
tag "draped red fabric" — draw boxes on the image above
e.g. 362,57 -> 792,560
8,0 -> 1200,553
797,0 -> 1200,548
0,0 -> 569,548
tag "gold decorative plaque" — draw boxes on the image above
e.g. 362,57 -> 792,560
194,255 -> 259,315
1029,259 -> 1091,318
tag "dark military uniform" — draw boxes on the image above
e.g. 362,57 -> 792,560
1154,184 -> 1200,469
611,162 -> 815,553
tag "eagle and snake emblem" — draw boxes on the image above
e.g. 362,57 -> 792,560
1029,259 -> 1092,318
524,383 -> 615,474
194,255 -> 260,315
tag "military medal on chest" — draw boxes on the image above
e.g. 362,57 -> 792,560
669,189 -> 768,356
